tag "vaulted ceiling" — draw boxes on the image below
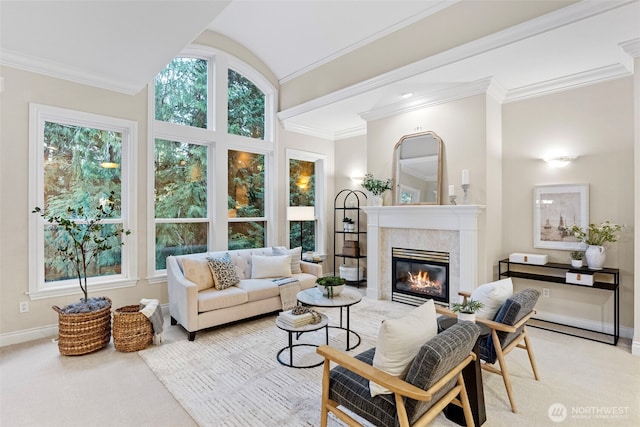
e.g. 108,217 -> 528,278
1,0 -> 638,139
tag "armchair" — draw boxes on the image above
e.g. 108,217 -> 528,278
316,322 -> 481,427
436,288 -> 541,413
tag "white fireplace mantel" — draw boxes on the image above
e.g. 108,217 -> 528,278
360,205 -> 485,300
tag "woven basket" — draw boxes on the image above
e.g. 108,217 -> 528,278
112,305 -> 153,352
52,297 -> 112,356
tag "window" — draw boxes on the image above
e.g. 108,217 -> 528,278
29,104 -> 136,298
228,69 -> 265,139
150,48 -> 276,275
289,159 -> 316,252
154,139 -> 208,269
228,150 -> 266,249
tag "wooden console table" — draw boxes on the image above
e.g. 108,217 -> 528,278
498,259 -> 619,345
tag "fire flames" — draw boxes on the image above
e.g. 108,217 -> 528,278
407,270 -> 441,293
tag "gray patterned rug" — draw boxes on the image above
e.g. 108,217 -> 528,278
138,297 -> 639,427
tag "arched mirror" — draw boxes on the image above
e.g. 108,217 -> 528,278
392,131 -> 443,205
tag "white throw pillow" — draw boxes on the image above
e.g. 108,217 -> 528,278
182,258 -> 214,291
370,299 -> 438,397
251,254 -> 292,279
272,246 -> 302,274
470,278 -> 514,320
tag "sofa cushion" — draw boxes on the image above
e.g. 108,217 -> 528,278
370,299 -> 438,396
470,278 -> 513,320
235,279 -> 282,302
207,253 -> 240,290
197,286 -> 248,312
182,257 -> 214,291
272,246 -> 302,274
251,254 -> 292,279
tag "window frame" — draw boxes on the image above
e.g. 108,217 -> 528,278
28,103 -> 138,300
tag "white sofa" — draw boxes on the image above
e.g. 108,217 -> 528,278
167,247 -> 322,340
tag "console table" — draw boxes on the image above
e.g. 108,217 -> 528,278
498,259 -> 619,345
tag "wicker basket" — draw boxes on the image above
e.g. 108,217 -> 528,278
52,297 -> 112,356
112,305 -> 153,352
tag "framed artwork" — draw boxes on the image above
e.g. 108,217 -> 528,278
533,184 -> 589,251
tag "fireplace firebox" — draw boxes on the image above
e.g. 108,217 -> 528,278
392,247 -> 450,306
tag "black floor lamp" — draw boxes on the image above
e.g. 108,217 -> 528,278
287,206 -> 315,252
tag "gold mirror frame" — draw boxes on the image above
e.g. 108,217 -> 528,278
392,131 -> 443,205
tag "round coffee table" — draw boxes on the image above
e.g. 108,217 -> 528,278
275,313 -> 329,368
297,287 -> 362,351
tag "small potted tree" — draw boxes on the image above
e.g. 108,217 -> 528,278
33,191 -> 130,355
316,276 -> 346,298
360,173 -> 392,206
451,298 -> 484,323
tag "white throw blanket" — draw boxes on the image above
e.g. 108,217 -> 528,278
273,278 -> 301,310
140,298 -> 164,345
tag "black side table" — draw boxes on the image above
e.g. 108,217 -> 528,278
438,316 -> 490,427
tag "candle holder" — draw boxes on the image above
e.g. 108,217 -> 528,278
461,184 -> 470,204
449,195 -> 457,205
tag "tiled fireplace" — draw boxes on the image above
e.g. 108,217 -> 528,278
360,205 -> 485,302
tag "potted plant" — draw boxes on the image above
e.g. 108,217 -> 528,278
361,173 -> 392,206
32,191 -> 131,355
569,251 -> 584,268
451,299 -> 484,323
316,275 -> 346,298
569,221 -> 624,270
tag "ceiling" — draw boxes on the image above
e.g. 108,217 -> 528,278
1,1 -> 639,139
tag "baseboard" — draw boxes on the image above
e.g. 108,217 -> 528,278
0,303 -> 170,348
0,324 -> 58,347
632,341 -> 640,356
534,310 -> 633,339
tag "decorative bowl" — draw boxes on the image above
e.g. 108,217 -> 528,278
317,284 -> 345,298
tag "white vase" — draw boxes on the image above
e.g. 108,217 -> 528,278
570,259 -> 583,268
370,195 -> 383,206
585,245 -> 606,270
458,312 -> 476,323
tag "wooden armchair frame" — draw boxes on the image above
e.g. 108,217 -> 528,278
436,291 -> 540,413
316,344 -> 476,427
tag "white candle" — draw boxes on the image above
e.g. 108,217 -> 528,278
448,185 -> 455,196
461,169 -> 469,185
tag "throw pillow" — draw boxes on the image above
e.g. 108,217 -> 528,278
182,258 -> 215,291
272,246 -> 302,274
470,278 -> 514,320
370,299 -> 438,397
251,254 -> 292,279
207,253 -> 240,290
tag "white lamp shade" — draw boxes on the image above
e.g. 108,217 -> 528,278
287,206 -> 315,221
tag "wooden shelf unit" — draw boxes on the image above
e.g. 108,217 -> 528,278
498,259 -> 619,345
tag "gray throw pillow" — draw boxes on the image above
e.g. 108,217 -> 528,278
272,246 -> 302,274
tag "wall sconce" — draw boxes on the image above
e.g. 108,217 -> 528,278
350,175 -> 365,185
544,156 -> 577,168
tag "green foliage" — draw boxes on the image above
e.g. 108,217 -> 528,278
361,173 -> 392,196
316,276 -> 346,298
569,221 -> 624,246
33,192 -> 131,302
570,251 -> 584,260
155,57 -> 207,128
228,69 -> 265,139
451,298 -> 484,314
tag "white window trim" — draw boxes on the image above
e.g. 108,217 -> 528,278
286,149 -> 327,255
147,45 -> 278,279
28,103 -> 138,300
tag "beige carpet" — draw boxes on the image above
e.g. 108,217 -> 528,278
138,298 -> 640,427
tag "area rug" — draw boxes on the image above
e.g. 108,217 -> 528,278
139,297 -> 640,427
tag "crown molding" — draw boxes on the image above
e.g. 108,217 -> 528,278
278,0 -> 633,122
503,63 -> 631,103
334,125 -> 367,140
620,38 -> 640,58
280,121 -> 335,140
0,49 -> 141,95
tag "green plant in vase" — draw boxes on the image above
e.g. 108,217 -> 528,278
316,276 -> 346,298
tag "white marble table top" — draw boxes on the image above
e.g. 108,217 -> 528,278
297,287 -> 363,308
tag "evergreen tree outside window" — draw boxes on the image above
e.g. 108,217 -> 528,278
228,150 -> 266,249
154,139 -> 208,269
228,69 -> 265,139
155,57 -> 207,128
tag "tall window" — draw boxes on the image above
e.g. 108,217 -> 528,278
29,104 -> 136,298
154,139 -> 208,269
289,159 -> 316,252
151,49 -> 275,274
228,150 -> 266,249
